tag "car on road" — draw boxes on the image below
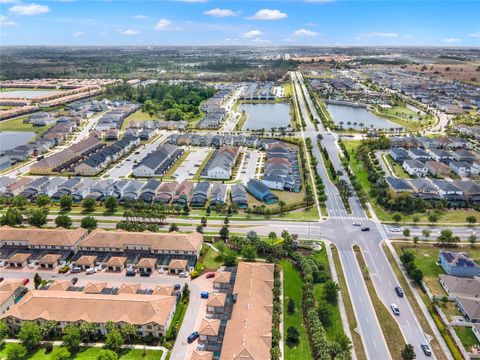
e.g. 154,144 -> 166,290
126,270 -> 136,277
86,268 -> 97,275
71,277 -> 78,285
174,284 -> 181,291
140,271 -> 151,277
390,303 -> 400,316
187,331 -> 199,343
352,222 -> 361,226
71,267 -> 82,273
200,291 -> 209,299
179,272 -> 188,278
395,286 -> 404,297
205,272 -> 215,279
421,344 -> 432,356
361,227 -> 370,231
389,227 -> 402,232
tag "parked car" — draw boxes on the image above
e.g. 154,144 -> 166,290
126,270 -> 136,277
200,291 -> 209,299
205,272 -> 215,279
140,271 -> 151,277
27,263 -> 36,269
187,331 -> 199,344
22,278 -> 29,286
390,227 -> 402,232
71,267 -> 82,273
71,277 -> 78,285
58,265 -> 69,274
421,344 -> 432,356
361,227 -> 370,232
0,277 -> 4,283
390,303 -> 400,316
86,268 -> 97,275
179,272 -> 188,278
395,286 -> 404,297
352,222 -> 361,226
174,284 -> 181,291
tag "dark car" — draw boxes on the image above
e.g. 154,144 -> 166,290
174,284 -> 181,291
0,277 -> 4,283
187,331 -> 199,344
140,271 -> 151,277
361,227 -> 370,232
205,272 -> 215,279
71,277 -> 78,285
395,286 -> 404,297
126,270 -> 136,277
421,344 -> 432,356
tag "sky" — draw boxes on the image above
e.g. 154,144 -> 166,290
0,0 -> 479,47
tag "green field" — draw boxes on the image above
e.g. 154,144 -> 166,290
0,346 -> 163,360
454,327 -> 480,349
0,115 -> 53,135
384,154 -> 411,178
121,110 -> 156,130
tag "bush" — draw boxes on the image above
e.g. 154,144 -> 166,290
286,326 -> 300,345
5,343 -> 28,360
190,270 -> 199,279
143,334 -> 155,344
58,265 -> 69,274
51,347 -> 71,360
44,341 -> 53,353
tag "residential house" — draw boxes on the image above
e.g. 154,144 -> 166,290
230,184 -> 248,208
439,251 -> 480,277
389,148 -> 409,162
385,177 -> 414,193
247,179 -> 278,204
402,160 -> 428,177
439,275 -> 480,299
172,181 -> 194,206
426,161 -> 451,177
210,184 -> 227,206
191,182 -> 211,207
155,182 -> 178,204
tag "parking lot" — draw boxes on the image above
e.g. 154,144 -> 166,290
236,149 -> 259,183
172,148 -> 210,182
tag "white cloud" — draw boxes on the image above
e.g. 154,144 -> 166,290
294,28 -> 318,37
134,15 -> 148,20
9,3 -> 49,15
243,29 -> 262,38
248,9 -> 287,20
467,32 -> 480,38
154,19 -> 172,31
442,38 -> 462,43
122,29 -> 140,36
251,37 -> 270,44
0,0 -> 19,3
73,31 -> 85,37
361,32 -> 399,37
0,15 -> 18,26
204,8 -> 238,17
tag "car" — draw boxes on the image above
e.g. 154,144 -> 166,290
395,286 -> 404,297
126,270 -> 136,277
140,271 -> 151,277
0,277 -> 4,283
71,267 -> 82,273
421,344 -> 432,356
86,268 -> 97,275
389,227 -> 402,232
352,222 -> 361,226
22,278 -> 30,286
179,272 -> 188,278
71,277 -> 78,285
173,284 -> 181,291
27,263 -> 36,269
361,227 -> 370,231
205,272 -> 215,279
200,291 -> 209,299
187,331 -> 199,343
390,303 -> 400,316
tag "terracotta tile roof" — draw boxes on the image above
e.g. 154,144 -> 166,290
117,283 -> 141,295
213,271 -> 231,284
84,282 -> 107,294
199,318 -> 221,336
206,293 -> 226,307
38,254 -> 61,264
0,280 -> 22,306
168,259 -> 188,270
74,255 -> 97,266
152,285 -> 174,296
136,258 -> 157,269
1,290 -> 176,327
47,281 -> 71,291
0,225 -> 88,248
219,262 -> 274,360
8,253 -> 31,263
79,229 -> 202,253
191,351 -> 213,360
6,178 -> 32,191
105,256 -> 127,267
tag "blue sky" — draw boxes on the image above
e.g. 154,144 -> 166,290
1,0 -> 479,46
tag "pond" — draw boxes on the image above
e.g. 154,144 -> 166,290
0,89 -> 62,99
326,103 -> 402,130
239,102 -> 291,130
0,131 -> 36,152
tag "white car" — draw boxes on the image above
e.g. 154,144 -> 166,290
390,303 -> 400,316
389,227 -> 402,232
179,272 -> 188,278
86,268 -> 97,275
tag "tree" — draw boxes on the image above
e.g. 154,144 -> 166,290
286,326 -> 300,345
401,344 -> 416,360
0,321 -> 9,345
241,244 -> 257,262
223,217 -> 229,225
403,228 -> 410,240
469,233 -> 477,248
0,207 -> 23,226
51,347 -> 71,360
223,251 -> 237,267
467,216 -> 477,225
81,216 -> 97,230
11,195 -> 27,209
34,273 -> 42,289
182,283 -> 190,301
393,213 -> 402,224
40,320 -> 57,340
200,217 -> 207,227
169,223 -> 179,232
62,324 -> 81,352
278,200 -> 286,215
82,198 -> 96,212
428,212 -> 439,224
60,195 -> 72,211
412,215 -> 420,225
105,329 -> 124,352
55,215 -> 72,228
413,236 -> 420,245
120,324 -> 138,344
287,298 -> 295,314
97,350 -> 119,360
104,196 -> 119,213
422,229 -> 430,242
18,321 -> 42,350
324,280 -> 339,303
79,322 -> 97,342
268,231 -> 277,244
317,300 -> 331,327
5,343 -> 27,360
28,208 -> 48,227
219,225 -> 229,240
410,268 -> 424,285
35,194 -> 51,207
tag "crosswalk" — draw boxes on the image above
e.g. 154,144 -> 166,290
328,215 -> 366,221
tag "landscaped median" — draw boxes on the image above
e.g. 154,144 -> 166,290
353,245 -> 406,359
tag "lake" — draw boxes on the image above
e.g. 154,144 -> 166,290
326,103 -> 402,130
239,103 -> 291,130
0,131 -> 36,152
0,89 -> 62,99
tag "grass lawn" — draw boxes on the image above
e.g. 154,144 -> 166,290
281,81 -> 293,97
166,299 -> 188,339
0,115 -> 53,136
192,150 -> 213,180
0,346 -> 163,359
121,110 -> 156,130
454,327 -> 480,349
281,260 -> 313,360
342,140 -> 371,193
383,154 -> 411,179
201,244 -> 223,270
